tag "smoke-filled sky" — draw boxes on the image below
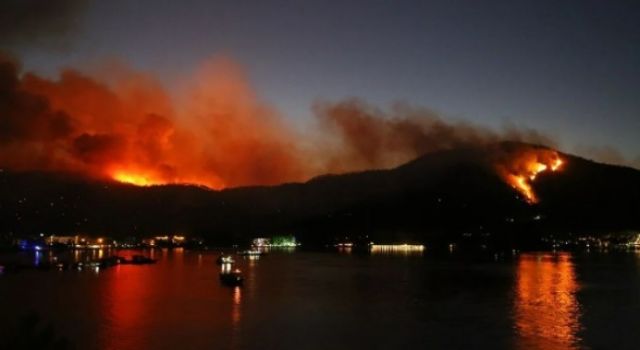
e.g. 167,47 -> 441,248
2,0 -> 639,185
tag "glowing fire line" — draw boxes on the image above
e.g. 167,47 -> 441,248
113,171 -> 157,186
110,148 -> 566,203
507,156 -> 564,204
111,168 -> 225,188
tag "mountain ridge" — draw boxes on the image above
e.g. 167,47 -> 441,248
1,142 -> 639,248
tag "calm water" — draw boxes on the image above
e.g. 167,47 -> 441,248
2,248 -> 640,350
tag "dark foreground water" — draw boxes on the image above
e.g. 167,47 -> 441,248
2,248 -> 640,350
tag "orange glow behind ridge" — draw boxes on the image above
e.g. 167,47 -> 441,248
0,54 -> 569,192
5,57 -> 307,190
112,171 -> 157,187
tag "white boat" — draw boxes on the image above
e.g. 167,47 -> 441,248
238,249 -> 265,256
215,255 -> 235,265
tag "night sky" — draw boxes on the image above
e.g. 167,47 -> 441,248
8,0 -> 640,166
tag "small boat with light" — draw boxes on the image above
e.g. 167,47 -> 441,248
126,255 -> 156,265
216,255 -> 235,265
99,256 -> 125,268
238,249 -> 265,257
55,261 -> 70,270
220,268 -> 244,286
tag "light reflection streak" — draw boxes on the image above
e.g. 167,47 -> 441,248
246,254 -> 259,268
337,246 -> 353,254
232,286 -> 242,326
102,251 -> 150,349
514,253 -> 582,350
34,250 -> 42,266
229,285 -> 243,349
221,263 -> 232,274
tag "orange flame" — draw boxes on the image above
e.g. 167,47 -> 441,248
110,167 -> 225,188
510,174 -> 536,202
551,158 -> 563,172
112,171 -> 157,187
497,148 -> 564,203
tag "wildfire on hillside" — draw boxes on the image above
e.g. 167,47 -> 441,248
112,171 -> 156,187
495,148 -> 564,203
0,53 -> 563,191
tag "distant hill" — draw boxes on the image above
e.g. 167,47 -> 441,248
1,142 -> 639,248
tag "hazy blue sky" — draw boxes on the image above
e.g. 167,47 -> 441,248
14,0 -> 640,162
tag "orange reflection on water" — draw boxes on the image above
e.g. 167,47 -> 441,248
514,253 -> 582,350
229,285 -> 243,349
103,253 -> 153,349
232,286 -> 242,326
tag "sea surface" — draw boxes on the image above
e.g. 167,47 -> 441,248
1,248 -> 640,350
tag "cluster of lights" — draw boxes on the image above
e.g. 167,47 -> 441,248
19,235 -> 112,251
73,237 -> 110,249
335,243 -> 354,248
155,235 -> 186,244
252,236 -> 299,248
370,244 -> 425,254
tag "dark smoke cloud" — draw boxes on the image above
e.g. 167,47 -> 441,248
0,0 -> 89,48
72,133 -> 125,164
314,99 -> 557,173
0,54 -> 75,145
574,144 -> 640,170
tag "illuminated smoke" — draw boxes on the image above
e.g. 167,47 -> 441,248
314,99 -> 556,173
0,53 -> 563,191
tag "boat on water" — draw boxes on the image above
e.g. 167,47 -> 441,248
126,255 -> 157,265
238,249 -> 265,257
31,255 -> 152,271
215,255 -> 235,265
99,256 -> 126,267
626,234 -> 640,248
220,268 -> 244,286
55,261 -> 70,270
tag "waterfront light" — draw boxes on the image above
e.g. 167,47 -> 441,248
370,244 -> 425,254
253,236 -> 298,248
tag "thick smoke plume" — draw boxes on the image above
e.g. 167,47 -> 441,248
573,144 -> 640,170
0,54 -> 306,188
0,53 -> 561,188
315,99 -> 556,173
